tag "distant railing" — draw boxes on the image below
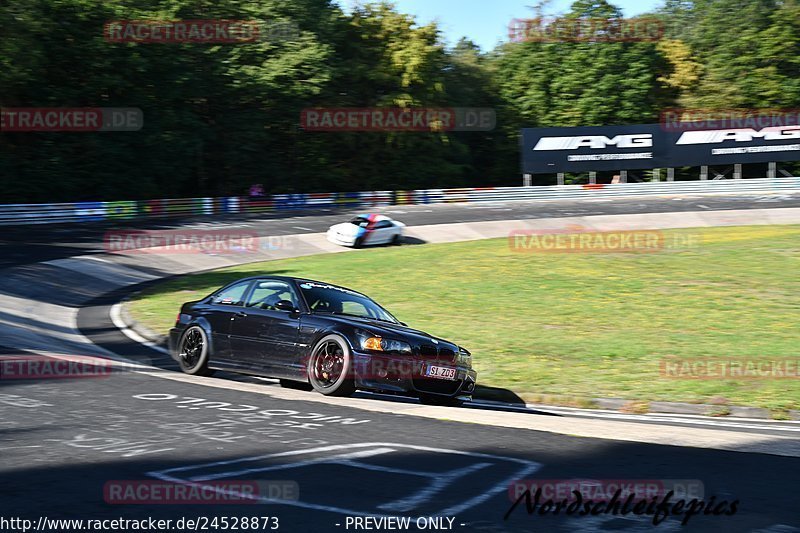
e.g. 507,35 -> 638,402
1,177 -> 798,226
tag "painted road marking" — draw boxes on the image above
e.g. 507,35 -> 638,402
148,442 -> 541,517
188,447 -> 397,481
110,303 -> 169,355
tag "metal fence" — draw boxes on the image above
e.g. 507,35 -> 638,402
1,177 -> 798,226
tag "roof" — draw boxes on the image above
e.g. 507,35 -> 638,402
357,213 -> 391,222
232,275 -> 365,295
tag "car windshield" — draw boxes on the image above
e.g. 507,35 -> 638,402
349,217 -> 371,228
298,282 -> 399,323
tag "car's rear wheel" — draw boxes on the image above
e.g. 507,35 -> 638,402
308,335 -> 355,397
391,234 -> 403,245
418,393 -> 462,407
178,326 -> 214,376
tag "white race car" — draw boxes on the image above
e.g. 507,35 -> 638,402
326,214 -> 405,247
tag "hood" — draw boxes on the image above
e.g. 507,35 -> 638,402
321,314 -> 460,361
329,222 -> 362,236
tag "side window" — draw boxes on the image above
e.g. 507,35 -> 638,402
211,281 -> 250,306
374,220 -> 392,229
246,280 -> 299,310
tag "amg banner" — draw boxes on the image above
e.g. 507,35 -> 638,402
521,122 -> 800,173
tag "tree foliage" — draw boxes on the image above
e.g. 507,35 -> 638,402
1,0 -> 799,202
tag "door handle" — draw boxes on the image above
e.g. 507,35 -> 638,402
235,311 -> 248,317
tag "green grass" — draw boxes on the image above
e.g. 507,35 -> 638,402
129,225 -> 800,413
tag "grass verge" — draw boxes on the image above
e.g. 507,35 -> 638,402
128,225 -> 800,413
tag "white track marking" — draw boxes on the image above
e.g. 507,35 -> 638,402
471,399 -> 800,427
189,447 -> 397,481
378,462 -> 491,512
80,255 -> 111,263
110,303 -> 168,355
149,443 -> 541,518
517,409 -> 800,433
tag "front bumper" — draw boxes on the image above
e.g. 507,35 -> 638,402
326,230 -> 356,247
352,351 -> 477,400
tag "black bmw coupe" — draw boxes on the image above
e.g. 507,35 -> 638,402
169,276 -> 477,405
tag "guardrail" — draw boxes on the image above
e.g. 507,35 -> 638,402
1,177 -> 798,226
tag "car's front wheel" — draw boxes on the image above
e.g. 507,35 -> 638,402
307,335 -> 356,397
177,326 -> 214,376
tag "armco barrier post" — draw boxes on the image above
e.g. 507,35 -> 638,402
224,197 -> 240,213
74,202 -> 106,222
105,200 -> 137,219
199,198 -> 213,215
340,191 -> 366,208
142,199 -> 163,217
307,193 -> 335,208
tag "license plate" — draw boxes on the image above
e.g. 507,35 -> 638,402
425,365 -> 457,380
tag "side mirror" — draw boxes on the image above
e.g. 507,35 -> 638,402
275,300 -> 298,312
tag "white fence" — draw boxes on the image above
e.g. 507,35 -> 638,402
1,177 -> 798,226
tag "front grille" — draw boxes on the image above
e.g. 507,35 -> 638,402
412,377 -> 462,395
418,344 -> 438,357
415,344 -> 457,364
439,347 -> 455,358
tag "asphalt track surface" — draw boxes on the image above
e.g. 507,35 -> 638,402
2,193 -> 800,532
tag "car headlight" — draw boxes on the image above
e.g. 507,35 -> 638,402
359,335 -> 411,354
458,346 -> 472,367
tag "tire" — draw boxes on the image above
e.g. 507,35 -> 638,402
307,334 -> 356,397
353,236 -> 365,249
391,234 -> 403,245
279,379 -> 313,392
418,393 -> 462,407
177,326 -> 214,376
